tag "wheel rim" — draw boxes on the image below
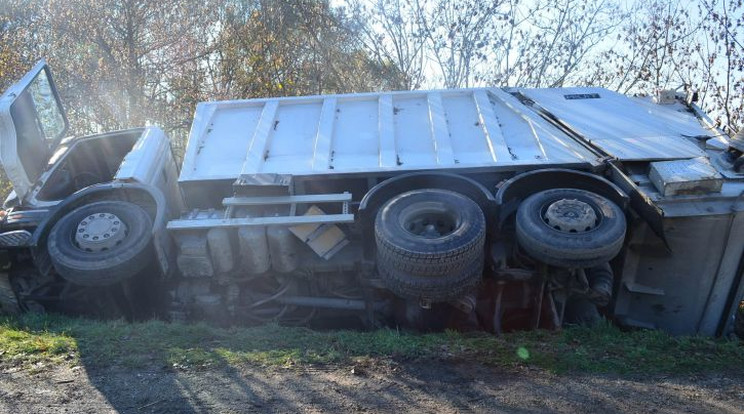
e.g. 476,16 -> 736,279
543,198 -> 598,233
75,212 -> 128,252
399,202 -> 460,238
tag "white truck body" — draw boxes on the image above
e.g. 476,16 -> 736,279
180,86 -> 717,186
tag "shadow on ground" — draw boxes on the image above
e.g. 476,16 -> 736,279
3,354 -> 744,413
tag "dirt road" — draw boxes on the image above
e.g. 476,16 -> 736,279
1,359 -> 743,413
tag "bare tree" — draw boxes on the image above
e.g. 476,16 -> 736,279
349,0 -> 428,89
354,0 -> 621,89
698,0 -> 744,131
595,0 -> 700,94
504,0 -> 622,87
415,0 -> 507,88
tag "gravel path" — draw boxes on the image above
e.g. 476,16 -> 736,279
1,360 -> 743,413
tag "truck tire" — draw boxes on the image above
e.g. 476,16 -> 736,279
375,189 -> 486,301
48,201 -> 154,287
381,259 -> 484,302
516,188 -> 626,268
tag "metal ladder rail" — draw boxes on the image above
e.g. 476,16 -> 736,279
167,192 -> 353,231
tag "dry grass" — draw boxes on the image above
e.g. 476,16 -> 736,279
1,313 -> 742,375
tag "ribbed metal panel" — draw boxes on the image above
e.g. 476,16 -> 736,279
179,88 -> 603,184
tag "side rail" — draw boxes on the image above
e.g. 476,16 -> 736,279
167,192 -> 354,230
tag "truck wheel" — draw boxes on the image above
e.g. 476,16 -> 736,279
375,189 -> 486,301
516,188 -> 626,268
382,259 -> 484,302
48,201 -> 153,287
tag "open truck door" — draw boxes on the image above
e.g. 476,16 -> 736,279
0,60 -> 69,202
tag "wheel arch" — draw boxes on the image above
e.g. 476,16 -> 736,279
358,172 -> 496,261
496,168 -> 629,225
515,188 -> 627,268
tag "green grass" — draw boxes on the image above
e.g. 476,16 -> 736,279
0,312 -> 742,375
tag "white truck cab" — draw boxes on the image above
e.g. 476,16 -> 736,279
0,61 -> 180,317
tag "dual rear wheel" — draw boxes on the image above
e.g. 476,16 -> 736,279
374,187 -> 626,302
375,189 -> 486,302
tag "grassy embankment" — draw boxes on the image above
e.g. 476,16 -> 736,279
1,311 -> 743,375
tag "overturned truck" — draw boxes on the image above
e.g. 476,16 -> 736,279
1,60 -> 743,336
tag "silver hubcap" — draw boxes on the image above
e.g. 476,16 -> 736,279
544,199 -> 598,233
75,212 -> 127,252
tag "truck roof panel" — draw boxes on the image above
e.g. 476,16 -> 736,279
516,87 -> 709,160
179,88 -> 601,184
